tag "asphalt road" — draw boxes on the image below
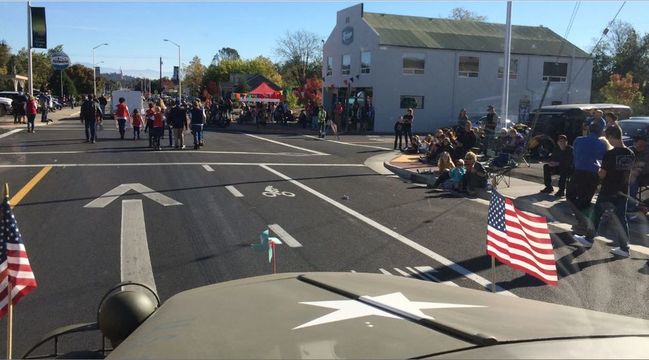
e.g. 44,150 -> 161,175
0,117 -> 648,356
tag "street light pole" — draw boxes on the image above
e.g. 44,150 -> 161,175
164,39 -> 181,100
92,42 -> 108,97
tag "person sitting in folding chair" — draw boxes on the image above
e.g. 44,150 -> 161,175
539,134 -> 574,197
501,128 -> 528,166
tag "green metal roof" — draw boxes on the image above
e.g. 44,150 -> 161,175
363,12 -> 590,58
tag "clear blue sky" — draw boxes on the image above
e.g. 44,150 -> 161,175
2,1 -> 648,78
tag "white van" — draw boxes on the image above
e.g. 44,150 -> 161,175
110,90 -> 143,118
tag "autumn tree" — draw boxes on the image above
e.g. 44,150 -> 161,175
183,56 -> 206,96
449,7 -> 487,21
600,73 -> 645,112
296,76 -> 323,107
274,30 -> 322,87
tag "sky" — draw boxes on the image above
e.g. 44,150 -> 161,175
1,0 -> 649,78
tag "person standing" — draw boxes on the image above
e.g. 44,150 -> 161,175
169,100 -> 188,149
131,109 -> 143,140
144,102 -> 156,147
80,95 -> 100,143
566,122 -> 608,238
317,105 -> 327,139
114,97 -> 130,140
628,135 -> 649,212
573,125 -> 634,258
401,108 -> 414,149
334,102 -> 343,131
98,95 -> 108,118
539,135 -> 574,197
25,95 -> 37,133
394,117 -> 404,150
483,105 -> 498,155
190,99 -> 206,149
38,91 -> 50,123
152,106 -> 165,151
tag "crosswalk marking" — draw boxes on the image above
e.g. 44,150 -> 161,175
359,266 -> 459,287
202,164 -> 214,172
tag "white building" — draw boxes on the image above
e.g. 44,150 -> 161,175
322,3 -> 593,133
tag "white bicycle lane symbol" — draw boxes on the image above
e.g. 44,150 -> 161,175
262,185 -> 295,198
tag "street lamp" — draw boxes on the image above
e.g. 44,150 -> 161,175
163,39 -> 181,100
92,42 -> 108,97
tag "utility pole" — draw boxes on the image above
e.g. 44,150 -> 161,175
159,57 -> 162,95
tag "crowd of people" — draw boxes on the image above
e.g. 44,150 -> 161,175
78,95 -> 206,150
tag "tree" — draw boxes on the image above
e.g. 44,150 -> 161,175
183,56 -> 206,96
8,48 -> 53,91
202,56 -> 283,95
65,64 -> 94,95
600,73 -> 645,111
48,70 -> 76,97
211,47 -> 240,65
274,30 -> 322,87
296,76 -> 323,107
0,41 -> 11,76
449,7 -> 487,21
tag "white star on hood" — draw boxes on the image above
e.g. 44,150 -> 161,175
293,292 -> 484,329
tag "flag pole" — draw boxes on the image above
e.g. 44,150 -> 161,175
272,243 -> 277,274
491,256 -> 496,293
4,183 -> 12,359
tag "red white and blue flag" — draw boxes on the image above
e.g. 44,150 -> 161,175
0,195 -> 37,318
487,191 -> 558,286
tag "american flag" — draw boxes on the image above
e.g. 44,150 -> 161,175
487,191 -> 558,286
0,195 -> 37,318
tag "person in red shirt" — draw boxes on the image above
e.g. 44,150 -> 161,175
131,108 -> 143,140
25,95 -> 38,133
113,97 -> 130,140
152,106 -> 165,151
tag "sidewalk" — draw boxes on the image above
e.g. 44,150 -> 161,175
383,153 -> 649,255
0,107 -> 80,131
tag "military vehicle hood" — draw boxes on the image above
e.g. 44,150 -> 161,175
107,272 -> 649,359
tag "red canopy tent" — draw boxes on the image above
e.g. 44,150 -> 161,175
249,82 -> 277,97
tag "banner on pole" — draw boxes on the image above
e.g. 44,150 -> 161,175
30,7 -> 47,49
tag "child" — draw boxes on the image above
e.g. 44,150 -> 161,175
132,109 -> 143,140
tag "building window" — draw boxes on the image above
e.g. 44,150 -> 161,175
402,53 -> 425,74
341,54 -> 351,75
497,58 -> 518,79
543,62 -> 568,82
400,95 -> 424,109
458,56 -> 480,78
326,57 -> 333,76
361,51 -> 371,74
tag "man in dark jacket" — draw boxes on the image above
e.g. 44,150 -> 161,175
80,94 -> 100,143
540,134 -> 574,197
169,100 -> 188,149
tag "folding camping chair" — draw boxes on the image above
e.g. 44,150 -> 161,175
483,153 -> 518,188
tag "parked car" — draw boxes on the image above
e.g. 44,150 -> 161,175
619,117 -> 649,147
0,96 -> 12,116
525,103 -> 632,158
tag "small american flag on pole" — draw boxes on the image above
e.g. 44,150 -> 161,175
487,191 -> 558,286
0,194 -> 37,318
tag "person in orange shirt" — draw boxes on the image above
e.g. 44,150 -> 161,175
131,108 -> 143,140
113,97 -> 130,140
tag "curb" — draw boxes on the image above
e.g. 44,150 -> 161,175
383,161 -> 436,186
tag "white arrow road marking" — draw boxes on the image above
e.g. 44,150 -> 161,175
225,185 -> 244,198
268,224 -> 302,247
121,200 -> 157,294
84,183 -> 183,208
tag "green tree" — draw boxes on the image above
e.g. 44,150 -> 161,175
183,56 -> 206,96
202,56 -> 283,92
48,70 -> 76,97
449,7 -> 487,21
274,30 -> 322,87
211,47 -> 240,65
65,64 -> 94,95
8,48 -> 53,91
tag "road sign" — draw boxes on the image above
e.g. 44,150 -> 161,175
50,51 -> 70,71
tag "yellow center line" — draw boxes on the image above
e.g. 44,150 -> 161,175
9,166 -> 52,207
